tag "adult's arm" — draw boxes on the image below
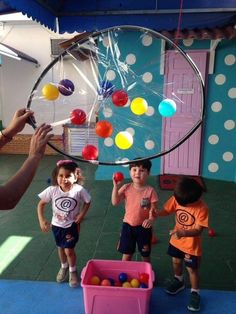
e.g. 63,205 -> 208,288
0,123 -> 53,210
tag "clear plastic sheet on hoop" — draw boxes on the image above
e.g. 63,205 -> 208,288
27,25 -> 204,165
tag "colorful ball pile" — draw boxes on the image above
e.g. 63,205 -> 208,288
88,272 -> 149,289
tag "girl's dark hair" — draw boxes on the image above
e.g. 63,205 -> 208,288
174,176 -> 203,206
129,158 -> 152,172
51,160 -> 84,186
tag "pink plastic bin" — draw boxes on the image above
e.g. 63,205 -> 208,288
80,259 -> 155,314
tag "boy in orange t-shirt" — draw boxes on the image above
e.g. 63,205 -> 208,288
155,176 -> 208,312
111,159 -> 158,262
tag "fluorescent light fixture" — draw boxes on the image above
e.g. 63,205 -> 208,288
0,43 -> 21,60
0,43 -> 39,65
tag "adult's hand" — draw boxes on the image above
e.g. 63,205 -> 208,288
4,108 -> 35,138
29,124 -> 53,160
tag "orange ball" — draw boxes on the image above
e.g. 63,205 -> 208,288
95,120 -> 113,138
90,275 -> 101,285
101,279 -> 111,286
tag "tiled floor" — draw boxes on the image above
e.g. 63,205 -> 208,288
1,279 -> 236,314
0,154 -> 236,312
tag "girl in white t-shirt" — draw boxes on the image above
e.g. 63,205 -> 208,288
37,160 -> 91,288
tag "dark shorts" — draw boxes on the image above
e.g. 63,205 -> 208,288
117,222 -> 152,257
167,243 -> 200,269
52,222 -> 79,249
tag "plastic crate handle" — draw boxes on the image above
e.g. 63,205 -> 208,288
151,270 -> 155,282
81,266 -> 86,280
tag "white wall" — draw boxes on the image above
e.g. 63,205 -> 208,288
0,20 -> 86,134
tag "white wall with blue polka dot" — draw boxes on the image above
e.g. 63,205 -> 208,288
95,34 -> 236,183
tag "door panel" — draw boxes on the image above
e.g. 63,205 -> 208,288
163,51 -> 207,175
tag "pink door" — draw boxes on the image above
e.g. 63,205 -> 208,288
163,51 -> 207,175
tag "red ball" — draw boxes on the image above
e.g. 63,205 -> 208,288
112,90 -> 128,107
139,273 -> 149,284
95,120 -> 113,138
114,172 -> 124,183
208,228 -> 216,237
101,279 -> 111,286
70,109 -> 86,125
82,144 -> 98,160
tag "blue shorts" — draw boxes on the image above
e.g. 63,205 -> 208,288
167,243 -> 200,269
117,222 -> 152,257
52,222 -> 79,249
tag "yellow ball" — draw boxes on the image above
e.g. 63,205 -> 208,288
115,131 -> 133,150
42,83 -> 59,101
122,281 -> 132,288
130,97 -> 148,115
130,278 -> 140,288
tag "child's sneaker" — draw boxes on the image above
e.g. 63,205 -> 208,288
56,267 -> 69,283
187,292 -> 200,312
165,277 -> 185,294
69,271 -> 79,288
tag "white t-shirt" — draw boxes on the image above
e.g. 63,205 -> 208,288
38,184 -> 91,228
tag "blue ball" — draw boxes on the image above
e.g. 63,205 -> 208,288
140,283 -> 148,288
119,272 -> 128,283
97,80 -> 114,98
58,79 -> 75,96
108,278 -> 115,286
158,98 -> 177,117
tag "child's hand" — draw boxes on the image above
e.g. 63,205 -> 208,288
169,229 -> 185,239
149,208 -> 158,219
142,219 -> 154,228
39,219 -> 51,232
75,214 -> 83,224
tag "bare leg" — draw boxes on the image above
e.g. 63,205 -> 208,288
57,247 -> 67,264
187,267 -> 200,290
172,257 -> 183,276
64,248 -> 77,267
122,254 -> 132,261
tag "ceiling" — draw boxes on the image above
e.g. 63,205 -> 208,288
0,0 -> 236,34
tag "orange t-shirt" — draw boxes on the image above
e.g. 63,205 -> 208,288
164,196 -> 209,256
119,183 -> 158,227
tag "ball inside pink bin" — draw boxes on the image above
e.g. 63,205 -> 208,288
58,79 -> 75,96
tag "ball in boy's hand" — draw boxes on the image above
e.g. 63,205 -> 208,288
114,172 -> 124,183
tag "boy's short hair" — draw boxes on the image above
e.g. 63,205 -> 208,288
129,158 -> 152,172
174,176 -> 204,206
